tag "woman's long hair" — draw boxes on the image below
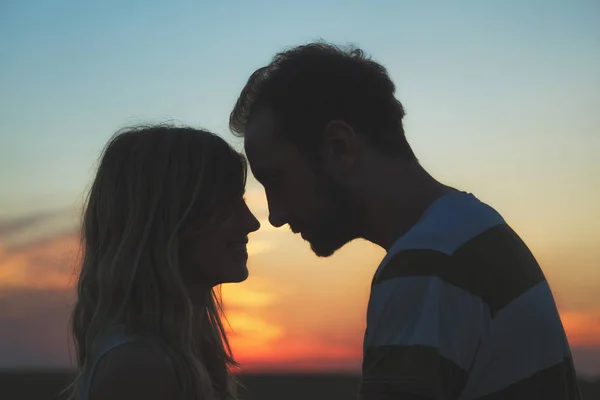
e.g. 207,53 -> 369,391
66,125 -> 247,400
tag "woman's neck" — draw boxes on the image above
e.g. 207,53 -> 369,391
187,283 -> 212,309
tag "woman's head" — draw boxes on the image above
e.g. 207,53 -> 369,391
70,125 -> 259,399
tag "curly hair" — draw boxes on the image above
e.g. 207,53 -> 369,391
230,41 -> 415,160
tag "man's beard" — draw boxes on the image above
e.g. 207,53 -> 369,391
295,172 -> 364,258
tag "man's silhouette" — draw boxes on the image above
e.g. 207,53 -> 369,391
230,42 -> 580,400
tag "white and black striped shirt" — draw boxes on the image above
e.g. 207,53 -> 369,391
360,191 -> 580,399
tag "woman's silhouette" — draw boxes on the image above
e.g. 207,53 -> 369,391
65,125 -> 260,400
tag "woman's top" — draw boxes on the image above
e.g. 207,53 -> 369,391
77,325 -> 138,400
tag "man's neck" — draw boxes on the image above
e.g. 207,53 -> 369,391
360,161 -> 454,250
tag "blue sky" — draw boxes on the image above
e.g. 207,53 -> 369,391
2,0 -> 598,217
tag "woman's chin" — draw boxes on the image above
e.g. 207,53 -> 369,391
232,268 -> 250,283
220,264 -> 249,284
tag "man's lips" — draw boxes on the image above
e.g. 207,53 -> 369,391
290,226 -> 310,240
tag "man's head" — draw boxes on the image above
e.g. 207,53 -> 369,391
230,42 -> 416,257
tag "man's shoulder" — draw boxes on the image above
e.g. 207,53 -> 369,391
374,192 -> 546,317
375,192 -> 509,281
389,191 -> 506,258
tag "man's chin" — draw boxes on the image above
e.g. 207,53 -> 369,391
300,224 -> 356,257
308,238 -> 347,258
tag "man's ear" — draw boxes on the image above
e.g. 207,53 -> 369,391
320,120 -> 360,175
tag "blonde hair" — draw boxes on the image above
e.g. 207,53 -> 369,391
66,125 -> 247,399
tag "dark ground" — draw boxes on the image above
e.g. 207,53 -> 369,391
0,370 -> 598,400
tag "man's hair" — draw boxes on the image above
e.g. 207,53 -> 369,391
230,41 -> 416,159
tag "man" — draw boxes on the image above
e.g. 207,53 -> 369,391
230,42 -> 580,399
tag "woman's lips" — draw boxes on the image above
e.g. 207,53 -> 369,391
228,242 -> 247,252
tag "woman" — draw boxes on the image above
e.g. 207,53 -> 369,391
65,125 -> 260,400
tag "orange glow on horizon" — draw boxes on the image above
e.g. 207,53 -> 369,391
0,234 -> 79,290
0,229 -> 599,374
561,310 -> 600,348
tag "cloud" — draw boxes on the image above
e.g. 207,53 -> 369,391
0,207 -> 79,252
221,277 -> 287,356
226,311 -> 285,349
220,272 -> 364,372
0,233 -> 80,290
222,276 -> 281,309
0,209 -> 68,238
220,273 -> 362,371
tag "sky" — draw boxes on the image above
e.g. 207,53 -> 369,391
1,0 -> 599,378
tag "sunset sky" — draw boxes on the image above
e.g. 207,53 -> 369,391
1,1 -> 599,378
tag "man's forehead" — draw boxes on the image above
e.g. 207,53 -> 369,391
245,109 -> 278,147
244,109 -> 288,162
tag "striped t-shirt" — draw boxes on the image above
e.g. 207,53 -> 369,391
359,191 -> 580,399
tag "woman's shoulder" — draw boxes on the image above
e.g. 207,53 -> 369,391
89,339 -> 180,400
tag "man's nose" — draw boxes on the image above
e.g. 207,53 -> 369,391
267,201 -> 288,228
